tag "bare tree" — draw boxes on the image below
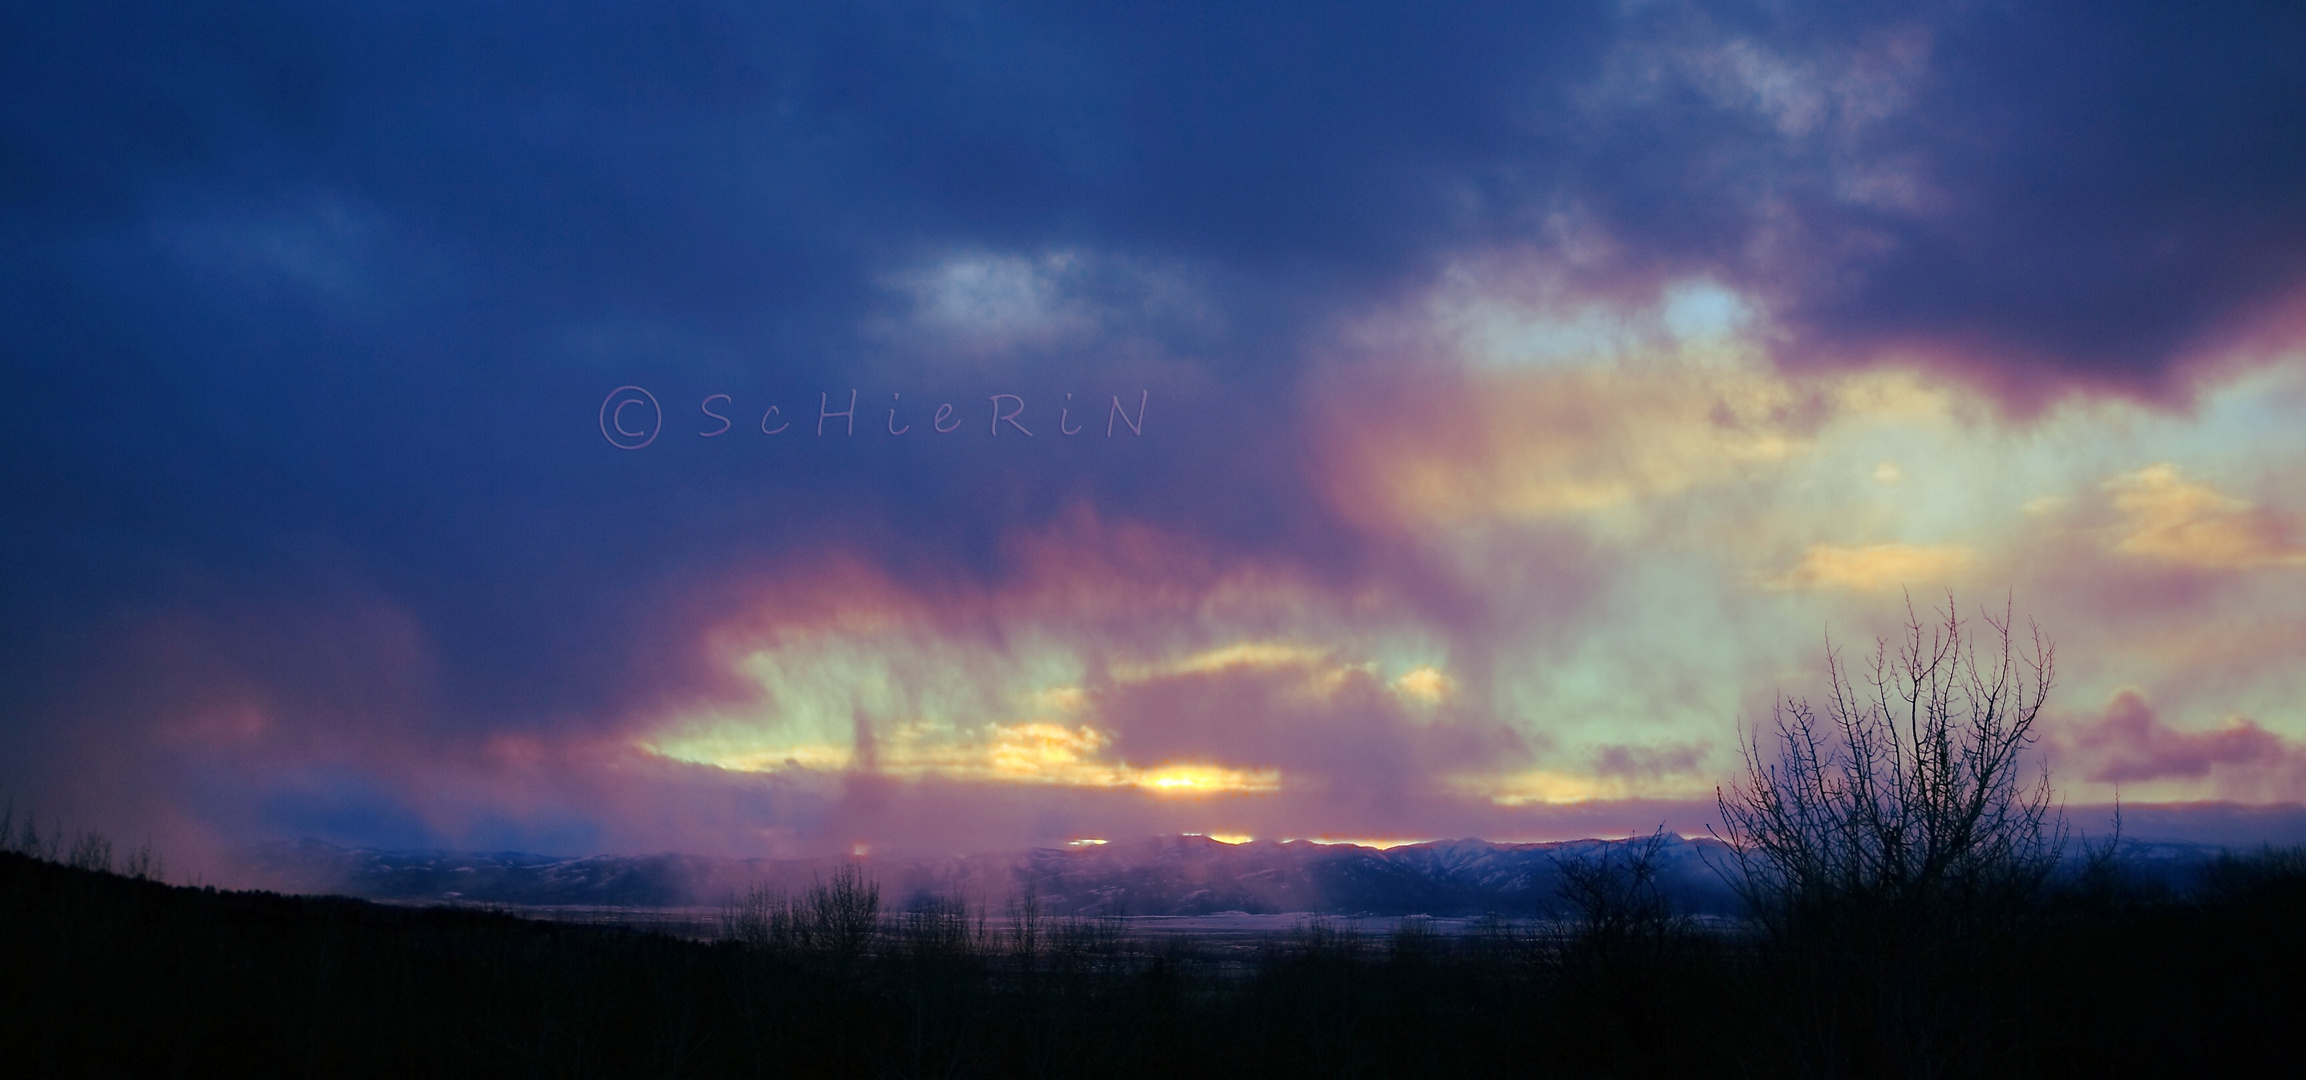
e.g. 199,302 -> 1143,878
1713,594 -> 2063,1076
1716,592 -> 2061,932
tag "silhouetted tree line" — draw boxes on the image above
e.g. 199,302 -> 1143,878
4,597 -> 2303,1077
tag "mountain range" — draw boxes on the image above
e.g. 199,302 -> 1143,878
234,832 -> 2233,918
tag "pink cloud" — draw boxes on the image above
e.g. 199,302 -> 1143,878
2062,690 -> 2306,793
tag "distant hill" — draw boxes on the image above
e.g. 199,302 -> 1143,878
233,832 -> 2234,916
238,833 -> 1745,914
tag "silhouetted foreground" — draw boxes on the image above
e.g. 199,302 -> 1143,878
4,848 -> 2304,1078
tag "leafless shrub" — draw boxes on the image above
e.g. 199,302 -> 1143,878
1554,829 -> 1680,944
1285,916 -> 1366,963
1047,911 -> 1128,976
3,805 -> 61,861
67,831 -> 113,874
895,891 -> 986,963
1389,916 -> 1442,964
122,841 -> 163,882
1466,912 -> 1543,967
2,804 -> 161,881
1544,830 -> 1707,1071
1007,880 -> 1045,961
2197,844 -> 2306,908
1551,829 -> 1699,1010
719,883 -> 790,949
719,862 -> 882,969
808,864 -> 882,960
2058,803 -> 2142,912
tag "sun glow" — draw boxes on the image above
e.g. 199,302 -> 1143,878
1139,765 -> 1280,796
1296,837 -> 1434,850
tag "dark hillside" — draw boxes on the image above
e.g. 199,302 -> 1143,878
6,848 -> 2306,1078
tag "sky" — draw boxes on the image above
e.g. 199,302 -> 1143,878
6,1 -> 2306,867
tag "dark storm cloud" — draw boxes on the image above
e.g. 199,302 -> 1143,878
1752,3 -> 2306,394
0,0 -> 1607,744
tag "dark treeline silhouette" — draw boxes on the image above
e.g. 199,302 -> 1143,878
5,835 -> 2305,1078
6,599 -> 2304,1077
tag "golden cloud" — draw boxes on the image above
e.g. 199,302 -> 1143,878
2105,464 -> 2306,570
1454,765 -> 1714,806
1329,364 -> 1819,529
1318,327 -> 1978,537
644,719 -> 1281,796
1114,640 -> 1331,680
1392,665 -> 1453,703
1763,543 -> 1978,591
644,545 -> 1392,800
